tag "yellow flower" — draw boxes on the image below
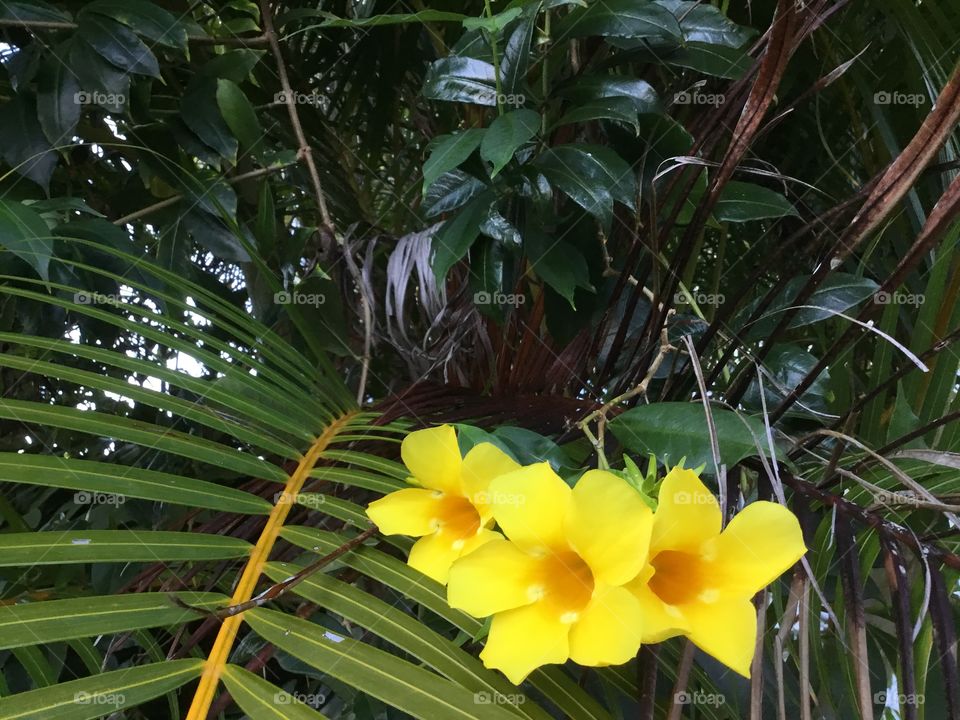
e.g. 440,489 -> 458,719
446,463 -> 654,685
366,425 -> 520,584
627,466 -> 807,677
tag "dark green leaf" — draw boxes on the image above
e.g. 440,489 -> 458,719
181,79 -> 239,162
422,129 -> 485,194
78,13 -> 160,78
0,199 -> 52,281
714,181 -> 799,222
525,229 -> 593,307
423,57 -> 498,106
216,78 -> 264,154
432,191 -> 495,282
609,402 -> 773,470
559,75 -> 660,113
0,94 -> 58,191
184,211 -> 251,263
555,97 -> 640,131
500,3 -> 540,94
423,170 -> 488,218
654,0 -> 756,47
86,0 -> 188,50
69,39 -> 131,112
554,0 -> 682,43
36,54 -> 80,145
318,10 -> 467,27
0,0 -> 70,23
480,109 -> 539,176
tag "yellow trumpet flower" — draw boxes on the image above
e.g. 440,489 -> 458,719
366,425 -> 520,584
446,463 -> 654,684
627,466 -> 807,677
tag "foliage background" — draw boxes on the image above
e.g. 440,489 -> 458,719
0,0 -> 959,718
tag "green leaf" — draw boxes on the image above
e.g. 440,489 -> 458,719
0,659 -> 203,720
463,8 -> 522,33
499,3 -> 540,94
246,608 -> 520,720
317,10 -> 467,27
654,0 -> 756,47
184,211 -> 252,262
628,42 -> 752,79
0,0 -> 70,23
558,75 -> 660,113
422,129 -> 485,194
77,13 -> 160,78
68,39 -> 131,112
36,54 -> 80,145
481,109 -> 539,176
0,94 -> 58,191
535,145 -> 636,231
714,181 -> 799,222
221,666 -> 329,719
525,229 -> 593,308
432,191 -> 495,282
609,402 -> 774,470
181,78 -> 239,163
0,593 -> 227,650
742,344 -> 834,416
85,0 -> 188,50
0,454 -> 272,514
555,97 -> 640,131
0,531 -> 252,566
423,170 -> 488,218
554,0 -> 682,43
216,78 -> 264,153
254,179 -> 277,254
480,209 -> 522,246
0,199 -> 52,280
423,57 -> 498,106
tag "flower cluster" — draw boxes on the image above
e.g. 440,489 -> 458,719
366,425 -> 806,685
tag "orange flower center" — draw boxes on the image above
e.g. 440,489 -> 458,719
534,550 -> 595,619
436,494 -> 481,537
648,549 -> 710,606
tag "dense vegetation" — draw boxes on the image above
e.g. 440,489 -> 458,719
0,0 -> 959,718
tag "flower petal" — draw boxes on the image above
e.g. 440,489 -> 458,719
401,425 -> 462,494
651,467 -> 721,554
683,597 -> 758,678
627,567 -> 688,643
461,443 -> 522,523
366,488 -> 443,537
489,463 -> 572,552
709,501 -> 806,597
480,602 -> 570,685
408,528 -> 500,585
565,470 -> 653,585
447,538 -> 540,617
568,585 -> 645,667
